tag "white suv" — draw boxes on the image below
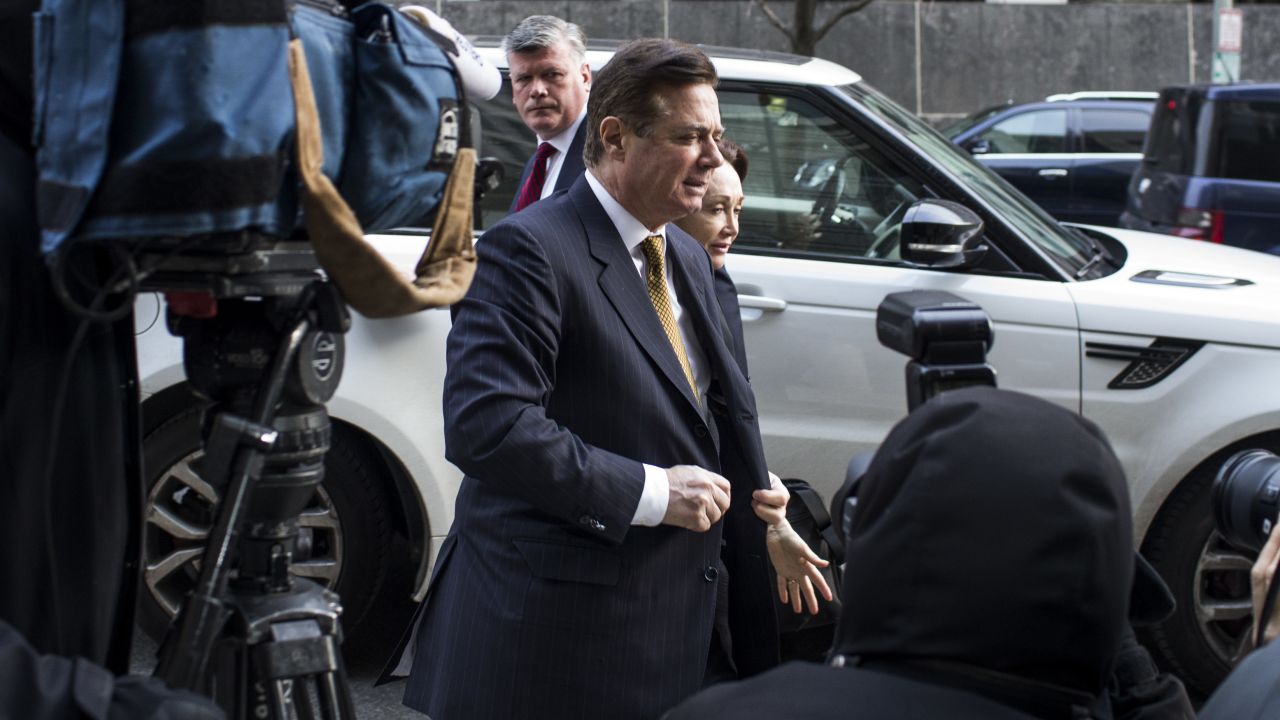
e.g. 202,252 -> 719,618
136,43 -> 1280,692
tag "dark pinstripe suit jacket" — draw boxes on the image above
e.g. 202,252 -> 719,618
506,121 -> 587,213
402,176 -> 777,720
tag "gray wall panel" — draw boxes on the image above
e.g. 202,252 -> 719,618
434,0 -> 1280,120
821,3 -> 918,110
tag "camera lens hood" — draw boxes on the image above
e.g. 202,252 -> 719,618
1213,448 -> 1280,552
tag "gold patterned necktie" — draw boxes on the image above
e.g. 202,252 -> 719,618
641,235 -> 699,402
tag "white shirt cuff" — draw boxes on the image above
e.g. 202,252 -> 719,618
632,464 -> 671,526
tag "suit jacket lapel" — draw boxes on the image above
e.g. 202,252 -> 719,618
553,123 -> 587,194
571,180 -> 703,413
668,229 -> 771,490
667,230 -> 739,392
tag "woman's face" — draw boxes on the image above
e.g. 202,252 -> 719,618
675,163 -> 744,270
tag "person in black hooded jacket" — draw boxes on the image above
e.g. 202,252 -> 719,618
665,386 -> 1134,720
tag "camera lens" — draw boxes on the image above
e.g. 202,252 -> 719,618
1213,449 -> 1280,552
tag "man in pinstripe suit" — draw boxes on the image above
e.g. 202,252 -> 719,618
400,39 -> 784,719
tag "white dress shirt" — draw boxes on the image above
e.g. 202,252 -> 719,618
584,170 -> 712,527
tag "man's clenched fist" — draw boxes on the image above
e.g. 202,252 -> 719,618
663,465 -> 732,532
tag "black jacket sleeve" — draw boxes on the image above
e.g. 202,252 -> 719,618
1106,626 -> 1195,720
0,620 -> 224,720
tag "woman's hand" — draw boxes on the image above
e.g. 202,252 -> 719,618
766,519 -> 833,615
751,472 -> 788,526
1252,521 -> 1280,646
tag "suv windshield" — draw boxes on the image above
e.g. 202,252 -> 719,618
837,82 -> 1095,275
1210,99 -> 1280,183
942,104 -> 1010,137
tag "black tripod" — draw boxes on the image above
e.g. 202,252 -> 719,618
144,236 -> 357,719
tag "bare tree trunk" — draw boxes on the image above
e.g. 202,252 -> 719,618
753,0 -> 876,57
795,0 -> 818,56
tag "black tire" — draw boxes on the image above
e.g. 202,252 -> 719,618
1140,459 -> 1258,699
137,404 -> 413,650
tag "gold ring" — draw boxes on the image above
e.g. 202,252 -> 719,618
787,578 -> 798,586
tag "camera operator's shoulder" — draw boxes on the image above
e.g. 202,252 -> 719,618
665,662 -> 1040,720
1198,639 -> 1280,719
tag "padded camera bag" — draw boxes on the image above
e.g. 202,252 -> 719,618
33,0 -> 461,249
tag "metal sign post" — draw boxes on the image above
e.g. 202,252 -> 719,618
1212,0 -> 1243,84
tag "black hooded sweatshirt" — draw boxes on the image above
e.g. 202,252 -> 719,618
666,387 -> 1133,720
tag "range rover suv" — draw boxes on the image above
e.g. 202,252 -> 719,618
137,44 -> 1280,695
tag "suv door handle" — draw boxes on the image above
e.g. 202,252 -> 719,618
738,295 -> 787,312
1038,168 -> 1069,179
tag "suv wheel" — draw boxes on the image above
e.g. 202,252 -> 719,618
138,404 -> 407,646
1140,460 -> 1258,698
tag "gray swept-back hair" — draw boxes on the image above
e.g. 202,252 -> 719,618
502,15 -> 587,65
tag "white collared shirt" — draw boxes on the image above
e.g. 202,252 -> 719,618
585,170 -> 712,527
536,110 -> 587,200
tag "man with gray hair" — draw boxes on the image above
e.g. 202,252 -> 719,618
503,15 -> 591,212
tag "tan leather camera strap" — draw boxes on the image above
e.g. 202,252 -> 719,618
287,39 -> 476,318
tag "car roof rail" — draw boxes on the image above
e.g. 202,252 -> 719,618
1044,91 -> 1159,102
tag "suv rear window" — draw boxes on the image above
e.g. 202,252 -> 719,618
1211,99 -> 1280,183
1142,89 -> 1199,175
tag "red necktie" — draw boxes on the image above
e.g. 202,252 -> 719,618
514,142 -> 557,212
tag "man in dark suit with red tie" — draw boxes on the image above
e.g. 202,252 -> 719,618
504,15 -> 590,213
400,39 -> 787,720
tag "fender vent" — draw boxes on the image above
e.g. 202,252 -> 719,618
1085,338 -> 1205,390
1131,270 -> 1252,289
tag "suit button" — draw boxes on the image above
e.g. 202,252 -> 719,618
694,424 -> 708,438
703,566 -> 718,582
579,515 -> 606,532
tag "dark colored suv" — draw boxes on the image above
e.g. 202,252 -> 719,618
947,93 -> 1155,226
1121,83 -> 1280,255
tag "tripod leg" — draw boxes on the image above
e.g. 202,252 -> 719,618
254,613 -> 354,720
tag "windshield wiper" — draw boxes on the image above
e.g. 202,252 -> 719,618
1068,226 -> 1114,279
1075,249 -> 1106,279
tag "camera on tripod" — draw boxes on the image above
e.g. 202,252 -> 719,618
32,1 -> 500,717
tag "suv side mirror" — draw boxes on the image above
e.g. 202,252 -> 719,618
967,138 -> 991,155
899,199 -> 987,269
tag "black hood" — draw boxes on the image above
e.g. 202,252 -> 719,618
832,387 -> 1132,698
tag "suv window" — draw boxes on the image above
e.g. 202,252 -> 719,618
717,89 -> 928,261
475,81 -> 532,229
976,109 -> 1067,154
1080,108 -> 1149,153
1211,100 -> 1280,183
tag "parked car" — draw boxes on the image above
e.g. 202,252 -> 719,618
138,46 -> 1278,696
946,92 -> 1155,226
1121,83 -> 1280,254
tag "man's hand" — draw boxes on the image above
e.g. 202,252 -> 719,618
663,465 -> 731,532
1253,521 -> 1280,646
751,472 -> 788,526
766,519 -> 833,615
